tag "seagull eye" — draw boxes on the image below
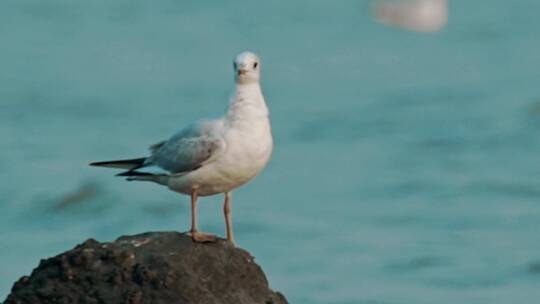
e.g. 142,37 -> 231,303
253,62 -> 258,69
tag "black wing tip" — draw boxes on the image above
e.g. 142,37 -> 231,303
115,171 -> 154,177
88,158 -> 147,168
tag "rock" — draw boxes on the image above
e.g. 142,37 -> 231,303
5,232 -> 288,304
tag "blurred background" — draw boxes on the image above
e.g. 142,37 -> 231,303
1,0 -> 540,303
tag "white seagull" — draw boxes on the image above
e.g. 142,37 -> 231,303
90,51 -> 273,244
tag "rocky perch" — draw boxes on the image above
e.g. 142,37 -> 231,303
5,232 -> 288,304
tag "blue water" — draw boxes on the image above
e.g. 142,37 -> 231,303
2,0 -> 540,302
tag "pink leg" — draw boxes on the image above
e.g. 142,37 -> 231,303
187,190 -> 216,243
224,191 -> 235,244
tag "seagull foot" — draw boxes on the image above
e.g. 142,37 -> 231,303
187,231 -> 217,243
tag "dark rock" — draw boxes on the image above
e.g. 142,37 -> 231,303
5,232 -> 288,304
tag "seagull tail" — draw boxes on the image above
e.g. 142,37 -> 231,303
116,170 -> 169,185
115,170 -> 153,177
89,157 -> 147,170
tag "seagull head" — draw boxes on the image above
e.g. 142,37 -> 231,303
234,51 -> 260,84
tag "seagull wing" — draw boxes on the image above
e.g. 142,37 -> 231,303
147,119 -> 224,175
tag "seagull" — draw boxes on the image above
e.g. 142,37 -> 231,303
90,51 -> 273,245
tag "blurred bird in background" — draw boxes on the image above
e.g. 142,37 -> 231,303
372,0 -> 448,32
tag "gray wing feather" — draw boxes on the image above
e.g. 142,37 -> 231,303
147,120 -> 222,174
149,141 -> 166,152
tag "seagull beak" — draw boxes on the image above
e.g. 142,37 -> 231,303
237,69 -> 247,76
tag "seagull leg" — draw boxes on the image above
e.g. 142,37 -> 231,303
187,190 -> 216,243
224,191 -> 235,245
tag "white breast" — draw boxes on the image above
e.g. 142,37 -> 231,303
221,116 -> 273,181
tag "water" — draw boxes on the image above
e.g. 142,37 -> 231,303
1,0 -> 540,302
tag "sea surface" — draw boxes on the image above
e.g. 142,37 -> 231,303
1,0 -> 540,303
